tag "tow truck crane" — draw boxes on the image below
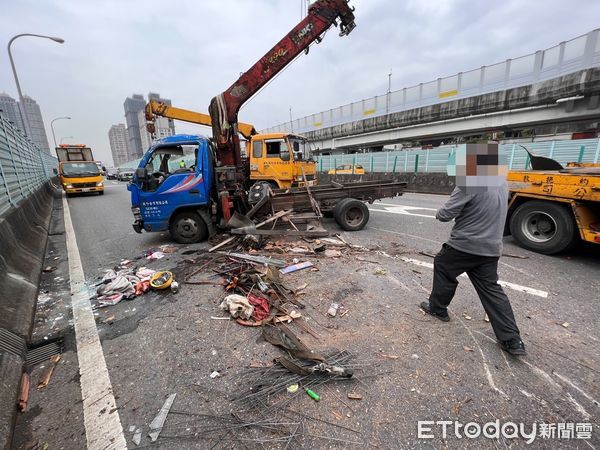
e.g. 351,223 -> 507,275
129,0 -> 406,243
145,99 -> 317,189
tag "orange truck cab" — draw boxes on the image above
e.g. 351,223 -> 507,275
248,133 -> 317,189
56,144 -> 105,196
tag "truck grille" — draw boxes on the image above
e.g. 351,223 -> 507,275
73,182 -> 97,188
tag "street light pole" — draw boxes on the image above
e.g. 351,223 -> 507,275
386,69 -> 392,114
7,33 -> 65,138
50,116 -> 71,149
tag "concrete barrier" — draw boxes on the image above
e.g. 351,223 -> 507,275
0,180 -> 58,450
317,172 -> 454,195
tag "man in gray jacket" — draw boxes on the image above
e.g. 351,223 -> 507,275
420,143 -> 526,355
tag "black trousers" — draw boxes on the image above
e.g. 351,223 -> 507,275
428,243 -> 521,342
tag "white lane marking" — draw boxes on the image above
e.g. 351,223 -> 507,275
472,330 -> 515,376
62,195 -> 127,450
522,360 -> 592,421
371,227 -> 441,245
399,257 -> 548,298
457,316 -> 509,399
554,372 -> 600,407
370,205 -> 437,218
374,202 -> 438,210
371,228 -> 544,289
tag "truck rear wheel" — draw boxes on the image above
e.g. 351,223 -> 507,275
509,200 -> 577,254
169,211 -> 208,244
333,198 -> 369,231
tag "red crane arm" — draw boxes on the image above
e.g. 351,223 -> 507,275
209,0 -> 356,167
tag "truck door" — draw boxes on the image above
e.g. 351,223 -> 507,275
250,138 -> 292,187
134,143 -> 209,232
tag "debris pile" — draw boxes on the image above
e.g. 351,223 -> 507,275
125,235 -> 392,447
93,245 -> 183,308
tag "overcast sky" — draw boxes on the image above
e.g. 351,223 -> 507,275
1,0 -> 599,165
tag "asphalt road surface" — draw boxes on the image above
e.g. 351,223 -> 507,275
13,181 -> 600,449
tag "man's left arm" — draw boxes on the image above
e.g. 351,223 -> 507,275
436,187 -> 470,222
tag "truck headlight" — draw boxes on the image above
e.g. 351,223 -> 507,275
131,206 -> 142,220
96,181 -> 104,187
65,184 -> 73,189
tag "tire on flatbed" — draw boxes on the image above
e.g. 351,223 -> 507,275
333,198 -> 369,231
169,210 -> 208,244
509,200 -> 577,254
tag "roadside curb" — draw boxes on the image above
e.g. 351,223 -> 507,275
0,181 -> 58,450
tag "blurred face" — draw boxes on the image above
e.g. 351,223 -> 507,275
447,143 -> 508,193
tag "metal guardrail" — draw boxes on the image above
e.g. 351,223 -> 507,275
0,114 -> 57,217
263,29 -> 600,134
317,139 -> 600,173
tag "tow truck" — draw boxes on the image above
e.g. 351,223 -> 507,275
506,151 -> 600,254
129,0 -> 406,243
145,99 -> 317,189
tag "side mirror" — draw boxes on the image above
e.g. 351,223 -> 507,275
280,151 -> 290,162
135,167 -> 147,180
52,168 -> 58,175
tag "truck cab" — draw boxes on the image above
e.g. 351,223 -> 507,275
128,135 -> 214,243
56,144 -> 104,196
249,133 -> 316,189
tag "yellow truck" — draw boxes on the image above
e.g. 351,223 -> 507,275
506,154 -> 600,254
55,144 -> 105,196
145,100 -> 316,189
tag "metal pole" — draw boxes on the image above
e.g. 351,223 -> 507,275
509,144 -> 516,170
414,154 -> 420,174
594,139 -> 600,163
50,116 -> 71,149
425,150 -> 430,172
548,141 -> 556,159
392,155 -> 398,173
0,119 -> 15,205
7,34 -> 65,139
386,69 -> 392,114
577,145 -> 585,163
404,151 -> 408,172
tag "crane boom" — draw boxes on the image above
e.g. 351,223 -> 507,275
145,100 -> 257,140
208,0 -> 356,168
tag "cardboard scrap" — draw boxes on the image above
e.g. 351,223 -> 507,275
280,261 -> 314,274
37,355 -> 61,390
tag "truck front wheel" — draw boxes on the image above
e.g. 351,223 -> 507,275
509,200 -> 577,254
333,198 -> 369,231
169,211 -> 208,244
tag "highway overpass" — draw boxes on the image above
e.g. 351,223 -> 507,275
262,29 -> 600,152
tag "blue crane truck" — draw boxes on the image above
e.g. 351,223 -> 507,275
128,134 -> 406,243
